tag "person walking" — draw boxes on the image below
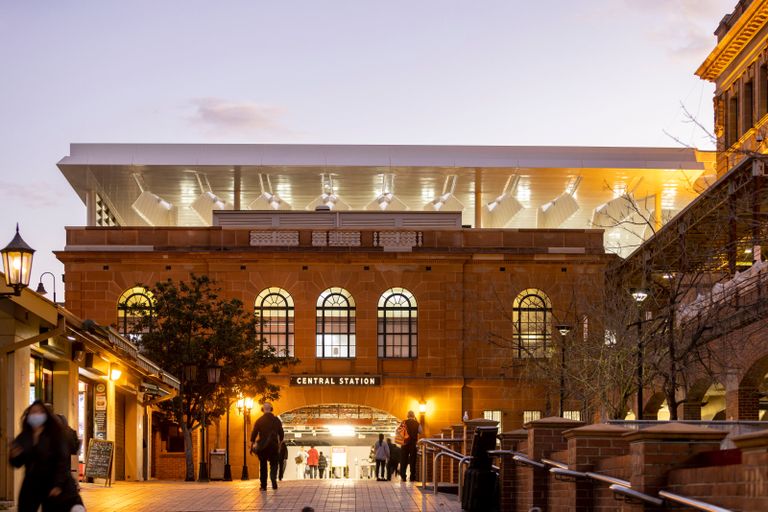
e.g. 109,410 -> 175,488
249,402 -> 284,491
386,438 -> 401,481
318,451 -> 328,479
8,400 -> 84,512
373,433 -> 390,481
399,410 -> 422,482
277,440 -> 288,481
306,445 -> 319,479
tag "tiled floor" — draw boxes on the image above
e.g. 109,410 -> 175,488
77,479 -> 461,512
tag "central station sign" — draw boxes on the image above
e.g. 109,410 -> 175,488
290,375 -> 381,386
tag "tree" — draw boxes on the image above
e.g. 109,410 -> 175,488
134,274 -> 295,480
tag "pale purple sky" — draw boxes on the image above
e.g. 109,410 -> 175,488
0,0 -> 732,298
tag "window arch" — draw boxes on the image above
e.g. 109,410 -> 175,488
377,287 -> 418,358
117,286 -> 154,341
512,289 -> 552,358
316,287 -> 356,358
255,287 -> 295,357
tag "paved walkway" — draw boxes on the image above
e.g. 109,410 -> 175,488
78,479 -> 461,512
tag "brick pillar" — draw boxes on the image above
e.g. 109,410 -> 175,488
463,418 -> 499,457
726,386 -> 760,420
524,417 -> 584,512
498,430 -> 529,512
624,423 -> 727,511
564,423 -> 630,512
680,399 -> 702,420
732,429 -> 768,511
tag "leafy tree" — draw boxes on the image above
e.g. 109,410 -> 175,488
134,274 -> 295,480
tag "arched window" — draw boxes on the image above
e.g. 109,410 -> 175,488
117,287 -> 154,341
377,288 -> 418,358
255,287 -> 294,357
512,289 -> 552,358
316,287 -> 355,358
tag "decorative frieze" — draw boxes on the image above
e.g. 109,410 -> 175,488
312,231 -> 361,247
373,231 -> 422,249
249,230 -> 300,246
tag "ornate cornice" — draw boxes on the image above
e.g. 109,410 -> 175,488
697,1 -> 768,82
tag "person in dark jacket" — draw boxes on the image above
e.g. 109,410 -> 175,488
9,400 -> 84,512
318,451 -> 328,479
277,440 -> 288,481
386,438 -> 401,481
249,402 -> 284,491
399,410 -> 423,482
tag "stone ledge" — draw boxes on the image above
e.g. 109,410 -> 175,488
623,422 -> 728,442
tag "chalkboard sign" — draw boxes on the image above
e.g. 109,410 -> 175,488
84,439 -> 114,486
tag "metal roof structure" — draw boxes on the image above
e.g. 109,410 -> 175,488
57,144 -> 715,257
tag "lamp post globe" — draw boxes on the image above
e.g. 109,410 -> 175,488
1,224 -> 35,297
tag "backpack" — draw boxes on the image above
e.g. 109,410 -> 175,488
395,420 -> 410,445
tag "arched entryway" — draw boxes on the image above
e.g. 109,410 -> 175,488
278,403 -> 402,480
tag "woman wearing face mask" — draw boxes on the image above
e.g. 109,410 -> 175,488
8,400 -> 84,512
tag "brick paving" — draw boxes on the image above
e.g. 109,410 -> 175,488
77,479 -> 461,512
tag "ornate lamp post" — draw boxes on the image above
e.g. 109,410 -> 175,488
630,289 -> 648,420
197,364 -> 222,482
35,271 -> 57,303
555,324 -> 572,417
237,396 -> 253,481
223,392 -> 233,481
1,224 -> 35,298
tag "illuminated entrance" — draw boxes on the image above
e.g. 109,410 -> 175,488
278,404 -> 401,480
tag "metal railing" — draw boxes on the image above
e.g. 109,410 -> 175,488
659,491 -> 734,512
418,438 -> 470,501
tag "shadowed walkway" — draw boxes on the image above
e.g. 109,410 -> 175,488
77,479 -> 461,512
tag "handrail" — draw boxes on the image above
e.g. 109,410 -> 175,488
659,490 -> 734,512
584,471 -> 631,487
541,458 -> 567,470
609,484 -> 663,506
432,450 -> 472,501
550,467 -> 587,480
512,454 -> 546,469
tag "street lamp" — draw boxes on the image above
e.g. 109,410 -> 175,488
198,364 -> 222,482
555,324 -> 572,417
418,401 -> 427,429
237,396 -> 253,480
630,289 -> 648,420
223,392 -> 233,481
35,271 -> 57,303
1,224 -> 35,298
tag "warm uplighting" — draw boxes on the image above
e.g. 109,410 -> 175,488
1,224 -> 35,297
109,364 -> 122,381
237,396 -> 254,412
418,402 -> 427,414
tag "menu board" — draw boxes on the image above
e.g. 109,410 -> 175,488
94,383 -> 107,439
84,439 -> 114,486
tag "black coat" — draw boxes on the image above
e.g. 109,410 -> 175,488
9,427 -> 80,510
250,412 -> 284,456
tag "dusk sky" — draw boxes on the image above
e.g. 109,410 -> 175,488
0,1 -> 732,298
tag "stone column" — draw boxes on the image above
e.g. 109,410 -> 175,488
624,423 -> 727,511
726,386 -> 760,420
563,423 -> 631,512
498,429 -> 528,512
524,417 -> 584,512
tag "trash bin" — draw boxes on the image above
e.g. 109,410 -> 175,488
209,450 -> 226,480
461,426 -> 500,512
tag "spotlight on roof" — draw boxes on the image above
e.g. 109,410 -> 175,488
249,174 -> 292,211
306,173 -> 350,211
190,172 -> 232,225
423,175 -> 464,211
537,176 -> 581,228
131,174 -> 175,226
484,175 -> 524,228
365,174 -> 408,211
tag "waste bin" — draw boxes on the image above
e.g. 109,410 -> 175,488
461,426 -> 500,512
209,450 -> 226,480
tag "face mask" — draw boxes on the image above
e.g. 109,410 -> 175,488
26,413 -> 47,428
